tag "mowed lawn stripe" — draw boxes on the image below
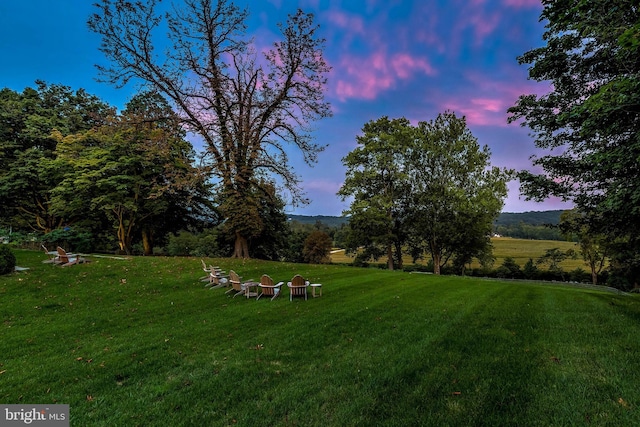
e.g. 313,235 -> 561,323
1,250 -> 640,426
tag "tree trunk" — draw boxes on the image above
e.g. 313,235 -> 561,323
394,240 -> 403,269
432,253 -> 441,275
114,207 -> 133,255
233,231 -> 250,258
387,244 -> 394,270
591,268 -> 598,286
141,229 -> 153,256
117,221 -> 127,254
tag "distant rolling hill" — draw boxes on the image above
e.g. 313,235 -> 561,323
494,210 -> 564,226
288,210 -> 565,228
287,215 -> 349,228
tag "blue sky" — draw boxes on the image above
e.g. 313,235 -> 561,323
0,0 -> 573,216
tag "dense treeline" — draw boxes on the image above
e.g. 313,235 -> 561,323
494,223 -> 564,241
289,212 -> 569,241
494,210 -> 564,240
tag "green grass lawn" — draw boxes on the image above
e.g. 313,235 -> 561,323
2,250 -> 639,426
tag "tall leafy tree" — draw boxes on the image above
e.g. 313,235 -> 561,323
407,112 -> 512,275
338,117 -> 413,270
560,209 -> 608,285
339,113 -> 511,274
51,92 -> 209,254
89,0 -> 331,258
0,82 -> 113,232
508,0 -> 640,281
235,179 -> 290,261
302,230 -> 333,264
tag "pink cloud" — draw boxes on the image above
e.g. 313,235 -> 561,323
391,54 -> 435,79
469,12 -> 501,41
442,98 -> 507,127
304,179 -> 343,194
472,98 -> 503,112
324,10 -> 365,34
334,51 -> 436,101
503,0 -> 542,8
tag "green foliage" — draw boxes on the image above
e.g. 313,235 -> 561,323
42,228 -> 94,253
494,222 -> 564,240
340,113 -> 513,274
407,112 -> 513,274
302,230 -> 332,264
50,91 -> 209,255
166,229 -> 223,258
495,210 -> 564,227
246,183 -> 291,261
560,209 -> 609,284
0,82 -> 113,232
496,256 -> 523,279
536,248 -> 578,281
522,258 -> 539,280
339,116 -> 413,270
0,245 -> 16,274
508,0 -> 640,277
287,215 -> 348,228
89,2 -> 331,258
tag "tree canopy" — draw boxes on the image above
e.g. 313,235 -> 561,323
0,82 -> 113,232
508,0 -> 640,286
89,0 -> 332,258
340,112 -> 512,274
407,112 -> 512,274
51,91 -> 210,254
338,117 -> 413,270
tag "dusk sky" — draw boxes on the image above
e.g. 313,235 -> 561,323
0,0 -> 574,216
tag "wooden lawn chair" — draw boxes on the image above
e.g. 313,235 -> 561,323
257,274 -> 283,301
42,245 -> 61,264
226,270 -> 246,297
56,246 -> 87,267
200,259 -> 211,281
287,274 -> 309,301
207,267 -> 229,289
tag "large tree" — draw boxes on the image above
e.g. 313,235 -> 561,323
508,0 -> 640,279
89,0 -> 331,258
0,82 -> 113,232
51,91 -> 209,254
338,117 -> 413,270
339,113 -> 511,274
560,209 -> 608,285
407,112 -> 512,275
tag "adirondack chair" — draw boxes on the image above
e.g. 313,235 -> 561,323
226,270 -> 246,297
287,274 -> 309,301
257,274 -> 284,301
56,247 -> 87,267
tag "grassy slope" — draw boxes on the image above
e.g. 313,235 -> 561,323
1,250 -> 639,426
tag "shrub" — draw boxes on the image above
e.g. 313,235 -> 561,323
0,245 -> 16,275
166,229 -> 224,257
167,231 -> 199,256
302,230 -> 332,264
43,228 -> 93,253
522,258 -> 539,280
569,267 -> 590,283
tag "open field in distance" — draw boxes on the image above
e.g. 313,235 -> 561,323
330,237 -> 584,271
